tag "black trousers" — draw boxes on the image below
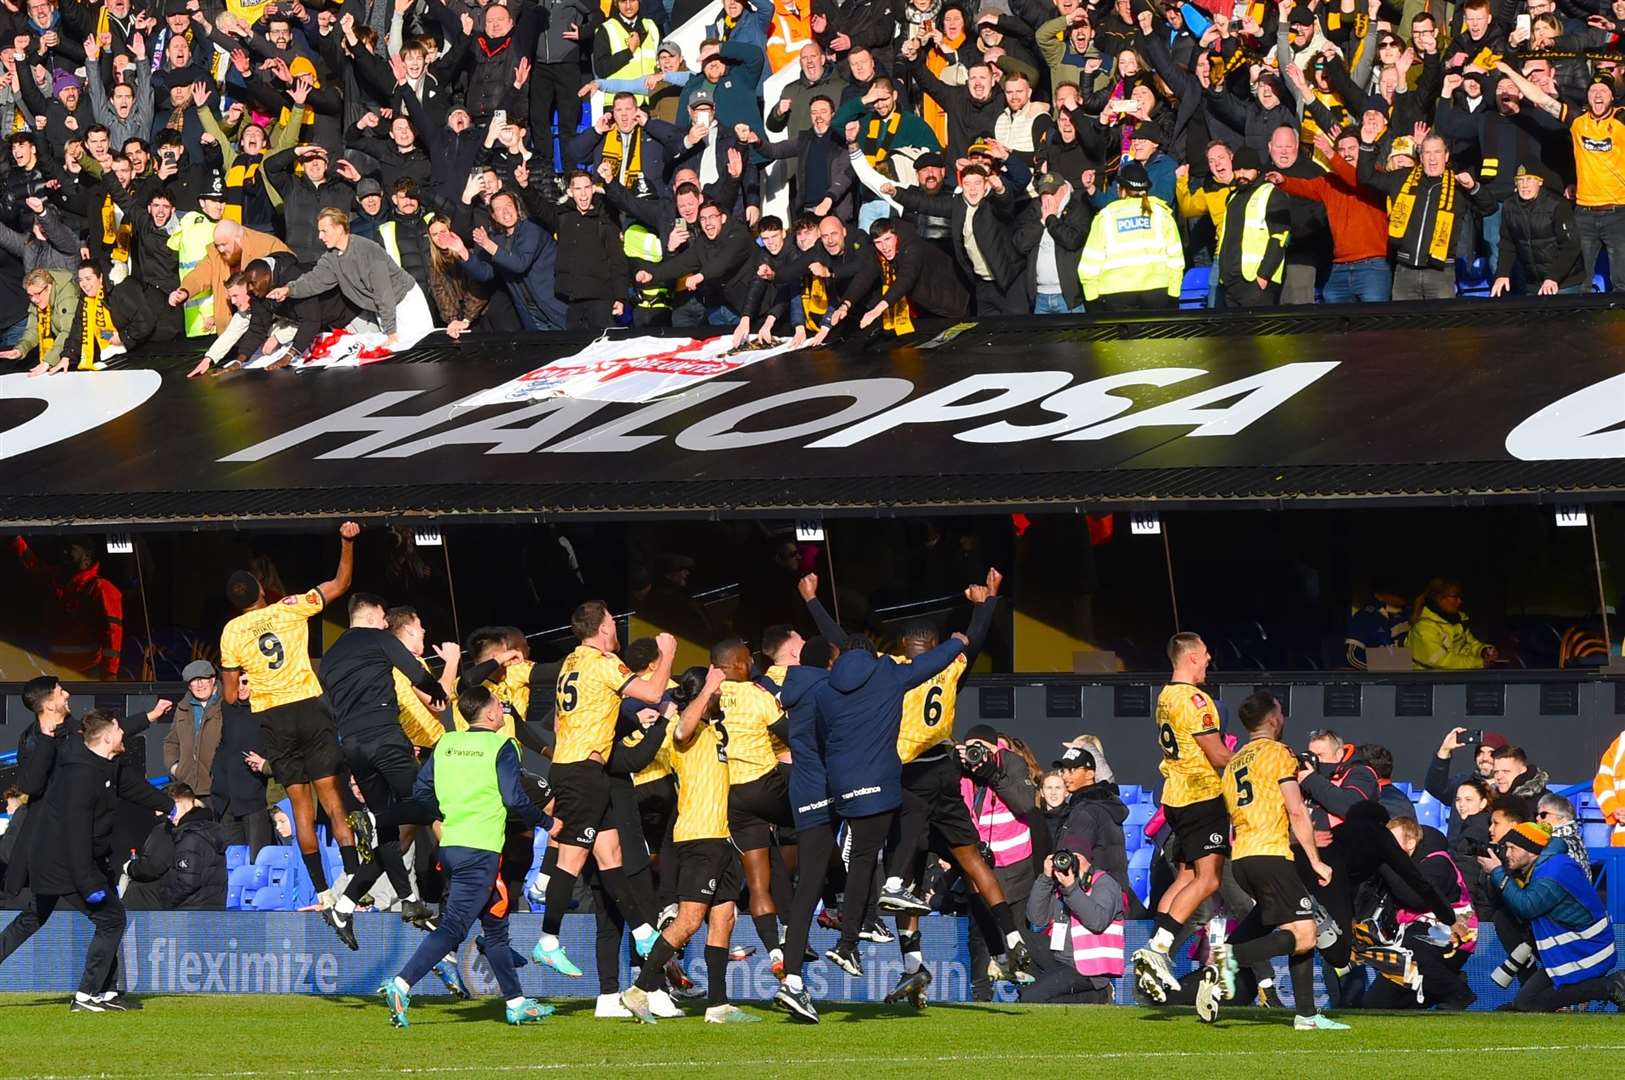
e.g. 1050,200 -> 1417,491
1513,969 -> 1615,1012
529,61 -> 586,167
1220,279 -> 1281,308
566,298 -> 619,330
1093,289 -> 1176,311
1361,936 -> 1472,1009
4,890 -> 127,995
340,729 -> 420,901
1020,952 -> 1113,1004
217,806 -> 275,860
973,276 -> 1030,317
837,812 -> 892,948
780,819 -> 839,977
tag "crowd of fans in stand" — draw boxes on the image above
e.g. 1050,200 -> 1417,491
1,0 -> 1622,375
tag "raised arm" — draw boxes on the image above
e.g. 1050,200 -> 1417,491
316,520 -> 360,604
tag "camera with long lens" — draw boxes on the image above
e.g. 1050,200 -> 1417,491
1051,849 -> 1077,877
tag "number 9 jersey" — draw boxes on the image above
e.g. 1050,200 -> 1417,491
218,588 -> 326,712
1154,682 -> 1223,807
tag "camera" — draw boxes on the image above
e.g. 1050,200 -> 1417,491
1051,849 -> 1077,877
1467,840 -> 1506,861
962,740 -> 997,779
1296,750 -> 1320,772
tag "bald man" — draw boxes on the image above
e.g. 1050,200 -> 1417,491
170,221 -> 292,332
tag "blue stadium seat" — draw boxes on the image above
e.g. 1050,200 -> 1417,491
254,845 -> 294,870
1125,802 -> 1154,827
226,845 -> 250,871
227,863 -> 267,910
1117,784 -> 1141,805
1122,823 -> 1144,855
1583,821 -> 1611,850
1179,266 -> 1210,309
1414,793 -> 1448,832
249,877 -> 293,911
1127,846 -> 1154,903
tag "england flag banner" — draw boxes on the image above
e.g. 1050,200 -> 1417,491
462,335 -> 803,408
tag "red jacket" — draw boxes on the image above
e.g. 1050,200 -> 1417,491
1274,154 -> 1390,265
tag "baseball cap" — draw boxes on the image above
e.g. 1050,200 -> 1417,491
915,151 -> 946,170
182,659 -> 217,681
1288,6 -> 1315,26
1054,745 -> 1096,770
356,177 -> 384,198
688,87 -> 715,109
1386,135 -> 1416,161
658,39 -> 682,58
966,138 -> 995,156
1034,172 -> 1066,194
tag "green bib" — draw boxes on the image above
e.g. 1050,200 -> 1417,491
433,729 -> 508,853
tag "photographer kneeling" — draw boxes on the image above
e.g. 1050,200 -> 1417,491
1021,840 -> 1124,1004
1478,822 -> 1625,1012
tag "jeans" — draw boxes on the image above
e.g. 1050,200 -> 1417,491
1320,257 -> 1393,303
396,846 -> 519,999
1477,205 -> 1502,273
0,312 -> 29,350
1033,291 -> 1085,315
1575,204 -> 1625,290
705,304 -> 740,326
1391,265 -> 1456,301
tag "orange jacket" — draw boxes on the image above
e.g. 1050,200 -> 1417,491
1597,730 -> 1625,846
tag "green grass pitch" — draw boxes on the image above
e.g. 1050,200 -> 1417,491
0,994 -> 1621,1079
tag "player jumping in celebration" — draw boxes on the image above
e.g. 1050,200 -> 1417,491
219,522 -> 363,938
621,666 -> 760,1025
532,603 -> 672,976
1208,692 -> 1345,1030
1133,632 -> 1233,1001
712,638 -> 796,975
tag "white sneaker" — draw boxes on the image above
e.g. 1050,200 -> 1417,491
595,992 -> 632,1018
657,903 -> 680,931
647,989 -> 684,1018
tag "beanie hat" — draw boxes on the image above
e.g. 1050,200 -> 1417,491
1504,821 -> 1551,856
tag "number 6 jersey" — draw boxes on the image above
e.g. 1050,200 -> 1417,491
894,652 -> 967,764
218,588 -> 326,712
1154,682 -> 1224,807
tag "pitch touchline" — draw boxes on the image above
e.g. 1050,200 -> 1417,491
13,1044 -> 1625,1080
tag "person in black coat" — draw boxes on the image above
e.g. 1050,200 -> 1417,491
885,163 -> 1029,315
858,217 -> 969,325
211,690 -> 272,859
1015,173 -> 1092,313
528,168 -> 632,329
0,681 -> 174,988
1492,166 -> 1587,295
126,784 -> 229,911
1053,745 -> 1146,918
23,711 -> 161,1010
638,202 -> 760,324
736,97 -> 857,222
1364,820 -> 1477,1010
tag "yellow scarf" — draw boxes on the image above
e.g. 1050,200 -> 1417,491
225,160 -> 261,223
101,195 -> 132,262
880,257 -> 913,335
802,274 -> 829,320
77,293 -> 117,371
1388,165 -> 1456,264
603,125 -> 644,185
35,298 -> 54,358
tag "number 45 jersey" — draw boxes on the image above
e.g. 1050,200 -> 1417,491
219,588 -> 326,712
895,652 -> 967,764
1154,682 -> 1224,808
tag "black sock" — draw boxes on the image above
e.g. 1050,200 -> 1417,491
704,944 -> 729,1006
990,900 -> 1016,937
301,850 -> 329,893
636,935 -> 677,991
1154,912 -> 1182,938
752,913 -> 780,951
1289,950 -> 1316,1018
597,867 -> 650,929
542,867 -> 578,936
1233,928 -> 1297,967
339,844 -> 360,876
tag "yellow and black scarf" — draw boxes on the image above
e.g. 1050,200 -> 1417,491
34,299 -> 54,359
1388,165 -> 1456,264
101,194 -> 132,263
77,293 -> 117,370
802,274 -> 829,321
880,258 -> 913,335
866,111 -> 903,171
603,125 -> 645,185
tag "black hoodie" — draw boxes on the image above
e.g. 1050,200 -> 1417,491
1059,780 -> 1130,901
